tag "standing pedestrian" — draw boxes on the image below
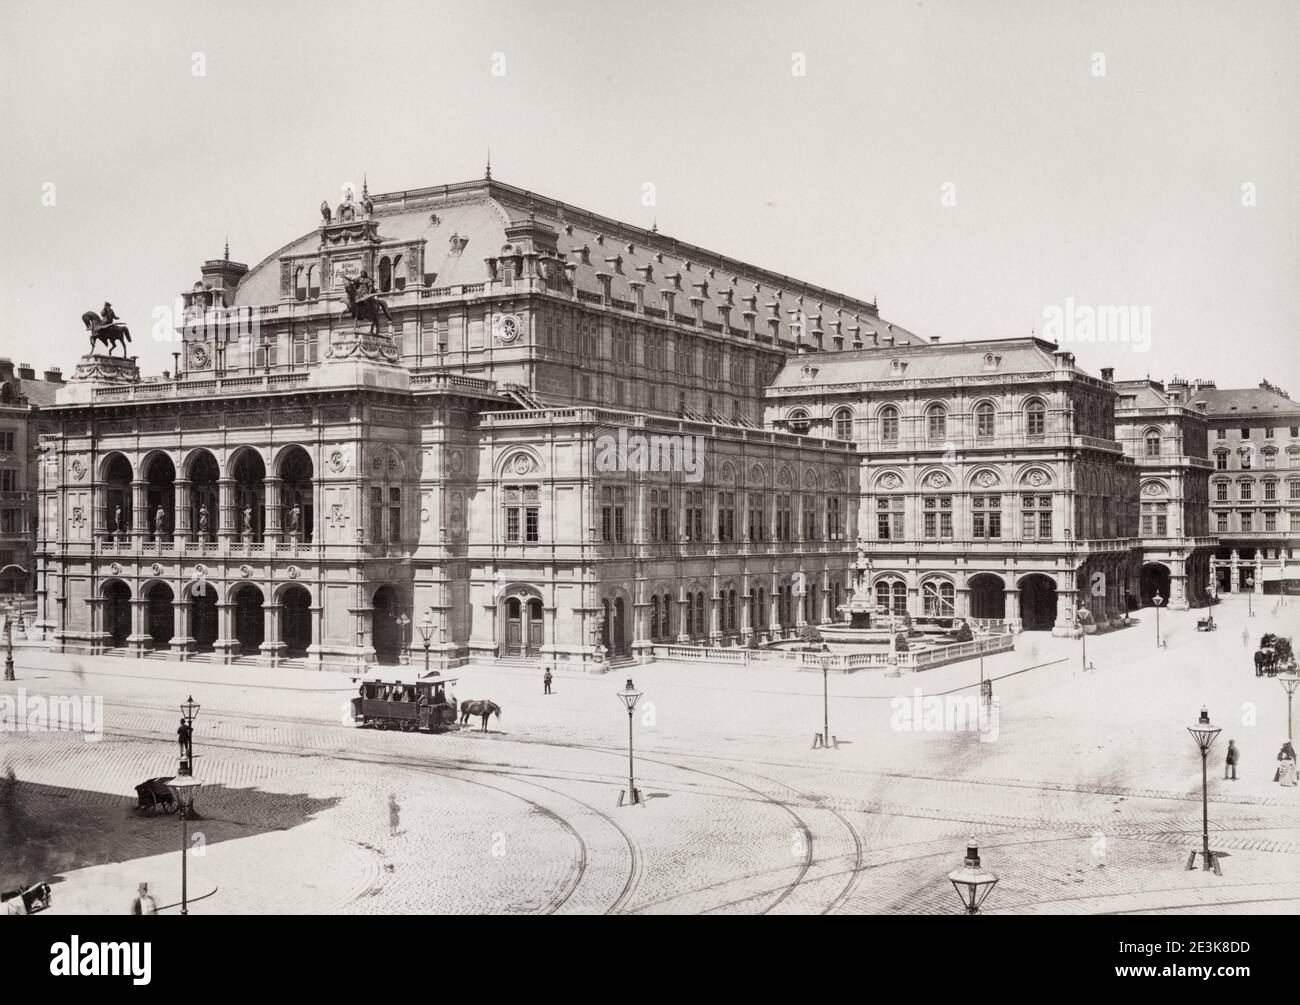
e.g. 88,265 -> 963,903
388,793 -> 400,836
131,882 -> 158,915
1224,739 -> 1238,781
543,668 -> 553,695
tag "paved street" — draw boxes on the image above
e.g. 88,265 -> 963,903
2,593 -> 1298,915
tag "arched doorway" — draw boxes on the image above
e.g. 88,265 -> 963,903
146,582 -> 174,649
231,449 -> 266,541
102,453 -> 133,541
187,450 -> 220,543
1019,574 -> 1057,631
503,595 -> 545,657
143,453 -> 175,542
602,596 -> 629,657
1140,563 -> 1172,606
969,574 -> 1006,620
282,585 -> 311,656
103,581 -> 131,647
278,447 -> 314,543
233,584 -> 264,654
191,585 -> 217,652
372,585 -> 402,665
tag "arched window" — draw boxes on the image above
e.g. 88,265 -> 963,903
926,404 -> 947,441
392,254 -> 405,291
879,405 -> 899,443
833,408 -> 853,441
293,267 -> 306,302
788,409 -> 810,435
378,257 -> 392,293
306,266 -> 319,300
975,401 -> 996,438
695,592 -> 706,636
923,580 -> 955,617
650,596 -> 659,639
1026,399 -> 1046,437
1144,430 -> 1161,457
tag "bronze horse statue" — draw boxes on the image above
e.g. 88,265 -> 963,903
340,274 -> 392,335
459,699 -> 502,733
82,308 -> 132,356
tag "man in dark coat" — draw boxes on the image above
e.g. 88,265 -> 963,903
543,668 -> 553,695
1224,739 -> 1238,780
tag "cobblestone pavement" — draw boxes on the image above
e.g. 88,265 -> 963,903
2,594 -> 1297,914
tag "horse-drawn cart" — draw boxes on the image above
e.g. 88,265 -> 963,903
1255,634 -> 1296,677
1196,614 -> 1216,632
134,776 -> 177,814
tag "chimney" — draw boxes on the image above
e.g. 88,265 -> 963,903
1100,367 -> 1114,383
929,335 -> 940,345
43,367 -> 64,384
17,363 -> 35,380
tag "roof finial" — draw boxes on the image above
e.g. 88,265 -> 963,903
224,235 -> 229,261
362,173 -> 369,198
485,148 -> 492,180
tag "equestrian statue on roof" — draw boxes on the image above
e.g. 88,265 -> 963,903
341,271 -> 393,335
81,302 -> 132,357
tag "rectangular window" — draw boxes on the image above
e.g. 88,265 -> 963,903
1241,481 -> 1253,501
717,491 -> 735,542
1217,511 -> 1229,532
1290,481 -> 1300,501
1266,427 -> 1275,438
1241,512 -> 1252,532
0,431 -> 14,451
1216,454 -> 1228,470
1022,494 -> 1052,540
370,487 -> 384,544
803,494 -> 818,541
0,469 -> 15,492
876,496 -> 904,540
388,487 -> 401,544
748,494 -> 765,542
1215,482 -> 1228,501
1265,511 -> 1277,532
1216,428 -> 1226,439
775,494 -> 792,542
504,485 -> 540,544
921,496 -> 953,539
972,494 -> 1001,539
826,496 -> 842,540
1265,481 -> 1277,501
1241,427 -> 1251,439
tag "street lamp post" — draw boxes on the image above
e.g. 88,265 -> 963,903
948,838 -> 998,914
396,612 -> 411,664
4,604 -> 13,681
616,677 -> 644,807
1280,674 -> 1300,743
1152,591 -> 1164,649
1076,607 -> 1093,672
1185,706 -> 1222,875
178,695 -> 200,777
165,775 -> 203,914
813,656 -> 835,749
1246,576 -> 1255,618
417,611 -> 434,677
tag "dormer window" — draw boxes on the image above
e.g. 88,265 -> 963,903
788,409 -> 810,435
889,358 -> 907,376
982,352 -> 1002,370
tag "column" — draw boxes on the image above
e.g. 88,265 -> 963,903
218,478 -> 236,547
1229,549 -> 1239,592
93,482 -> 108,545
740,580 -> 753,641
820,572 -> 832,625
1254,554 -> 1264,594
1051,588 -> 1079,637
709,592 -> 722,645
264,476 -> 283,546
174,479 -> 192,545
213,600 -> 238,664
1005,587 -> 1022,633
260,601 -> 286,665
171,593 -> 193,659
127,597 -> 151,656
676,594 -> 691,644
768,575 -> 781,634
130,479 -> 147,546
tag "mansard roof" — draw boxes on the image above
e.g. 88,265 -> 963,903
767,337 -> 1072,389
1186,385 -> 1300,417
232,178 -> 920,347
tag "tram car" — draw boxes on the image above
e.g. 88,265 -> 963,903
351,671 -> 459,732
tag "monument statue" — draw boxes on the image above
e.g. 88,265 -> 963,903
197,503 -> 209,535
81,302 -> 133,357
320,199 -> 332,224
114,505 -> 125,534
242,504 -> 253,536
154,505 -> 166,536
341,271 -> 393,335
287,503 -> 301,534
337,188 -> 357,223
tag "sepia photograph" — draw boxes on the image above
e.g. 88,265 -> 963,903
1,0 -> 1297,978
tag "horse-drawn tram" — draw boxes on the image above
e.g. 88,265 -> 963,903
351,672 -> 459,732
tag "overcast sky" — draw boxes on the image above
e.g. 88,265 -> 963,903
2,0 -> 1297,388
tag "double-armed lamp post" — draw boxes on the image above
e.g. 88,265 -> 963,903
616,677 -> 643,807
